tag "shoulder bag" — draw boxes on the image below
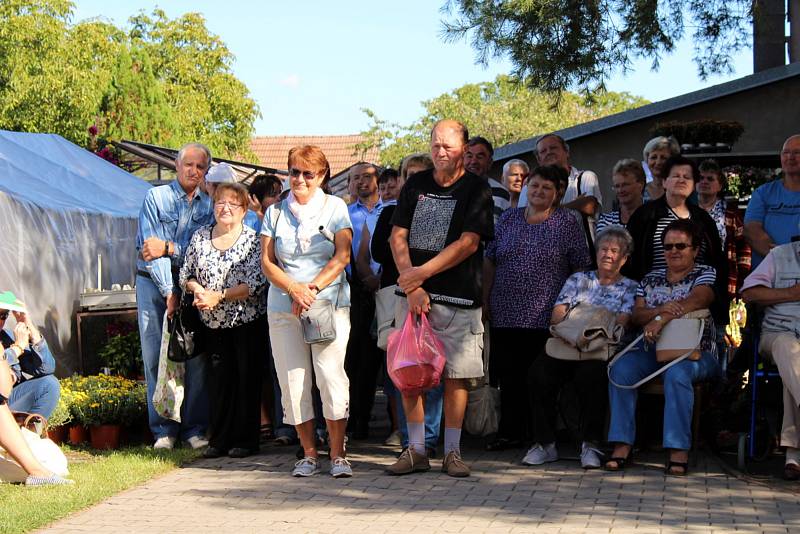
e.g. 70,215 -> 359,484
545,302 -> 623,362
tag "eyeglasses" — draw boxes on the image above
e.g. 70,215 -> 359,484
0,311 -> 8,320
289,168 -> 317,180
663,243 -> 693,251
214,201 -> 243,210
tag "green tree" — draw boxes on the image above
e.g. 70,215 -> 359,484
362,75 -> 648,166
441,0 -> 755,94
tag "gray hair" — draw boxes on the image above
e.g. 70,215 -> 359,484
502,159 -> 530,176
642,136 -> 680,160
596,225 -> 634,257
176,142 -> 212,168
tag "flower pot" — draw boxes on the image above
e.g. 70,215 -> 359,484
90,424 -> 122,450
69,424 -> 89,445
47,425 -> 68,445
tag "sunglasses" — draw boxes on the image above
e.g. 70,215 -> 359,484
0,311 -> 8,320
289,168 -> 317,180
663,243 -> 693,251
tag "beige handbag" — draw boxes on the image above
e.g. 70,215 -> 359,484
545,302 -> 624,362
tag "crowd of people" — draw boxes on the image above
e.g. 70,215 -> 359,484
4,120 -> 799,485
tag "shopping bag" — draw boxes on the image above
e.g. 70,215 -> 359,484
0,428 -> 69,483
153,315 -> 185,422
386,311 -> 446,396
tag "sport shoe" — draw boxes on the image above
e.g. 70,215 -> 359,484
153,436 -> 176,450
292,456 -> 320,477
384,430 -> 402,447
441,450 -> 470,477
185,436 -> 209,450
25,473 -> 74,486
580,442 -> 604,469
330,456 -> 353,478
521,442 -> 558,465
385,447 -> 430,475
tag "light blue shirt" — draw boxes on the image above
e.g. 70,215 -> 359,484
744,179 -> 800,266
244,209 -> 261,233
136,180 -> 213,297
347,198 -> 383,273
261,195 -> 353,313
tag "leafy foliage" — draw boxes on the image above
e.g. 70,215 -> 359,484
0,1 -> 258,158
441,0 -> 754,94
361,75 -> 648,166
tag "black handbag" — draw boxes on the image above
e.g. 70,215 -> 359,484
168,291 -> 208,362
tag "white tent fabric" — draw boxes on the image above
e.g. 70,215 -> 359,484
0,131 -> 151,373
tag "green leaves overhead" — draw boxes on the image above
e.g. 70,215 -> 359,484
361,75 -> 648,166
0,1 -> 258,158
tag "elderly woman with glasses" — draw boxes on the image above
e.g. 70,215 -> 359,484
261,145 -> 353,478
179,182 -> 268,459
596,159 -> 646,232
606,219 -> 721,476
524,226 -> 638,469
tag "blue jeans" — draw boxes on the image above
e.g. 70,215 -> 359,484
395,382 -> 444,451
137,275 -> 209,441
607,340 -> 720,450
9,375 -> 60,418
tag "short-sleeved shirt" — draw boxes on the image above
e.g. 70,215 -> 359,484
179,225 -> 267,329
486,207 -> 591,328
744,179 -> 800,266
261,195 -> 353,313
636,265 -> 717,351
391,169 -> 494,308
555,271 -> 638,315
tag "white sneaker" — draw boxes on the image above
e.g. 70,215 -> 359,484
185,436 -> 209,450
153,436 -> 176,450
384,430 -> 402,447
522,442 -> 558,465
580,442 -> 604,469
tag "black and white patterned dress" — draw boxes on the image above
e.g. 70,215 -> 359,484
179,224 -> 267,329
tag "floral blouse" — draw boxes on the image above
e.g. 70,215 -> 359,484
179,224 -> 267,329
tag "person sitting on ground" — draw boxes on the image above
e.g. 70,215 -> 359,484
642,136 -> 681,202
596,159 -> 645,232
0,358 -> 72,486
606,219 -> 721,476
741,240 -> 800,480
525,226 -> 638,469
0,293 -> 60,419
484,165 -> 591,453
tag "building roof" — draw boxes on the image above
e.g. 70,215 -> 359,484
249,134 -> 380,176
494,62 -> 800,161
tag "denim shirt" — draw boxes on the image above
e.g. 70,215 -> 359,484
1,329 -> 55,385
136,180 -> 213,297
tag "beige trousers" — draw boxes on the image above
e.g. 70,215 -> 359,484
759,332 -> 800,448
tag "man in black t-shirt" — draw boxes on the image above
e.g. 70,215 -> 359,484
386,119 -> 494,478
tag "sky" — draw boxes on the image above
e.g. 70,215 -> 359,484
72,0 -> 755,137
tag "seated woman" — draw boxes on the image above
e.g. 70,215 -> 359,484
606,219 -> 721,475
525,226 -> 638,468
0,358 -> 72,486
0,296 -> 60,419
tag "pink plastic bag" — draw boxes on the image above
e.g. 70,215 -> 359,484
386,311 -> 447,396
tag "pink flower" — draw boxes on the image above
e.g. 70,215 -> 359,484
88,125 -> 98,136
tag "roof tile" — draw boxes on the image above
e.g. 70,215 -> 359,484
249,134 -> 380,176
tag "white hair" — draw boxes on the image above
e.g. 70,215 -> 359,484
502,159 -> 530,176
176,142 -> 212,167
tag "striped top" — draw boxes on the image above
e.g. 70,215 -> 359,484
650,209 -> 710,271
488,178 -> 510,224
596,211 -> 622,232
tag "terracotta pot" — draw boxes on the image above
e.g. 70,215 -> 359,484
47,425 -> 68,445
68,424 -> 89,445
90,424 -> 122,450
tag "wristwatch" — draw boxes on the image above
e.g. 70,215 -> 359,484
654,314 -> 663,322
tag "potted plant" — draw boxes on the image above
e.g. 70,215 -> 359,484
46,386 -> 73,444
98,322 -> 143,379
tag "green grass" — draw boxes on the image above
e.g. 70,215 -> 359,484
0,445 -> 199,534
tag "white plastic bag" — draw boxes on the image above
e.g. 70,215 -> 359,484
0,428 -> 69,483
152,314 -> 185,422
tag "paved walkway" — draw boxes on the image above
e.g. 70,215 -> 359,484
41,441 -> 800,533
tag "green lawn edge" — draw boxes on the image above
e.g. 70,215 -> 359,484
0,446 -> 199,534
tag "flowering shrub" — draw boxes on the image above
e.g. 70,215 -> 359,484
724,166 -> 781,199
60,375 -> 146,426
98,321 -> 143,378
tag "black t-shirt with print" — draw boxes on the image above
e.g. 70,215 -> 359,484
391,169 -> 494,308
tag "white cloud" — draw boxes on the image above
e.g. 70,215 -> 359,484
278,74 -> 301,89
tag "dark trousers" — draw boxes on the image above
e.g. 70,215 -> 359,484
492,327 -> 550,442
344,287 -> 381,428
207,314 -> 267,451
529,353 -> 608,445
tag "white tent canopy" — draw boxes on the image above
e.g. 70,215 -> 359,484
0,131 -> 151,373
